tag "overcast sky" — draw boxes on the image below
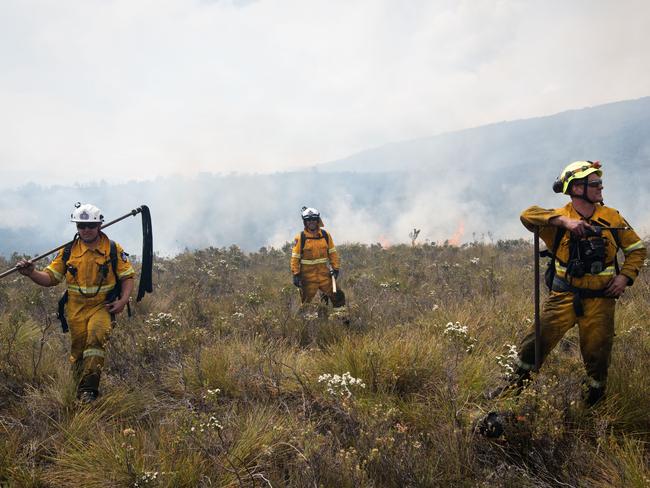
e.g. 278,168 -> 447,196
1,0 -> 649,188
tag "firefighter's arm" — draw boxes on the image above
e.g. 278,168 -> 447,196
327,234 -> 340,271
290,234 -> 301,276
16,259 -> 55,286
522,206 -> 594,238
617,227 -> 646,285
115,243 -> 136,280
18,248 -> 66,287
520,206 -> 566,242
106,277 -> 134,314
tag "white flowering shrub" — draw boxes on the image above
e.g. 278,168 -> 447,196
318,372 -> 366,399
443,321 -> 477,353
133,471 -> 159,487
190,415 -> 223,434
379,279 -> 400,289
495,343 -> 519,379
145,312 -> 178,328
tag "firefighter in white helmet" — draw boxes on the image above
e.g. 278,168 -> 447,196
290,207 -> 342,305
16,203 -> 135,403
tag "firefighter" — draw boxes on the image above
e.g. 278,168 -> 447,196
16,203 -> 135,403
492,161 -> 646,405
291,207 -> 341,305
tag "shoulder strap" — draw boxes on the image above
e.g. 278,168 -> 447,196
551,228 -> 565,257
300,231 -> 307,255
300,229 -> 330,254
62,236 -> 77,268
541,227 -> 565,291
609,228 -> 622,274
109,240 -> 119,281
321,229 -> 329,246
540,228 -> 565,260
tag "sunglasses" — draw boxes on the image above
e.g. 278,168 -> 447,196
304,217 -> 319,222
76,222 -> 100,229
586,179 -> 603,188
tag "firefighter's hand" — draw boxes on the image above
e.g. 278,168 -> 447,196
292,275 -> 302,287
561,218 -> 594,237
16,259 -> 35,276
604,275 -> 628,297
106,298 -> 128,314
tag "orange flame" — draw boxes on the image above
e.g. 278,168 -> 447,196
378,234 -> 391,248
448,220 -> 465,246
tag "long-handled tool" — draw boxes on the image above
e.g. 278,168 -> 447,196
330,272 -> 346,308
1,206 -> 153,302
534,226 -> 541,371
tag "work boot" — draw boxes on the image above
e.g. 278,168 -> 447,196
476,411 -> 506,438
582,381 -> 605,407
77,372 -> 100,404
77,390 -> 98,404
485,368 -> 531,400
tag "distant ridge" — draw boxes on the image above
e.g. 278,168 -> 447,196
319,96 -> 650,173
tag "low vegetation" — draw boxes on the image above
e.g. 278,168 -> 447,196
0,239 -> 649,487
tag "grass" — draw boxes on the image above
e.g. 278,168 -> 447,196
0,239 -> 648,486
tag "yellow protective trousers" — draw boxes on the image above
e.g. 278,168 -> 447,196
517,291 -> 615,388
300,265 -> 334,303
67,295 -> 113,394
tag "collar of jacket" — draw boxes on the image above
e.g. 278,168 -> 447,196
302,228 -> 323,237
71,232 -> 110,258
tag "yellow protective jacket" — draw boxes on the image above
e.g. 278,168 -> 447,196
521,203 -> 646,290
45,233 -> 135,303
290,228 -> 340,276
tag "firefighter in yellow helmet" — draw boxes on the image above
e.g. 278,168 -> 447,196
491,161 -> 646,405
291,207 -> 341,305
16,203 -> 135,403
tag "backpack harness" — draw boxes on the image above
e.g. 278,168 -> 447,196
56,237 -> 128,333
300,229 -> 330,256
541,220 -> 622,316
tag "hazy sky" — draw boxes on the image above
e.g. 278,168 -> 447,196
2,0 -> 650,188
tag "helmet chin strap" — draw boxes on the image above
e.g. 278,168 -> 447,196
572,180 -> 599,205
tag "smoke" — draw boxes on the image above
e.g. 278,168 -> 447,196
2,1 -> 650,188
2,96 -> 649,257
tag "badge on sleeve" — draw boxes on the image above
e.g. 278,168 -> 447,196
121,251 -> 129,262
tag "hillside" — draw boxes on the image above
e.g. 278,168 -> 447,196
320,96 -> 650,174
0,241 -> 649,486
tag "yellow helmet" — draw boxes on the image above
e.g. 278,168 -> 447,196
552,161 -> 602,194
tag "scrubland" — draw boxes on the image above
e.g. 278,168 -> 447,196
0,239 -> 649,487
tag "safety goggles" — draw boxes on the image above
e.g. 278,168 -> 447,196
76,222 -> 100,229
586,179 -> 603,188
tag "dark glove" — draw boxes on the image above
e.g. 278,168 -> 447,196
293,275 -> 302,287
330,269 -> 339,279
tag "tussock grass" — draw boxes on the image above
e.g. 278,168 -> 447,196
0,240 -> 648,486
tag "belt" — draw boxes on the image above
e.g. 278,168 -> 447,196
551,277 -> 611,317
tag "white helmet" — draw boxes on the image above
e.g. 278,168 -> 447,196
301,207 -> 320,220
301,206 -> 324,226
70,202 -> 104,223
